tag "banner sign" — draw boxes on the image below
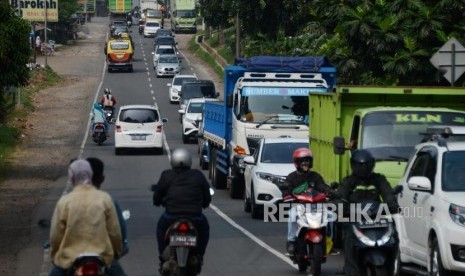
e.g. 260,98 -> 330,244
10,0 -> 59,22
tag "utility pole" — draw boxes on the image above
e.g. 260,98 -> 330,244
235,13 -> 240,58
44,0 -> 48,67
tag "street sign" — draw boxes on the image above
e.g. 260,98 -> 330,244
430,37 -> 465,85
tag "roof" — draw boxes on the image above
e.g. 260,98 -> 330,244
188,98 -> 219,104
120,104 -> 158,110
263,137 -> 309,144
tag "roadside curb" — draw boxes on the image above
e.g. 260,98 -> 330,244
195,35 -> 227,70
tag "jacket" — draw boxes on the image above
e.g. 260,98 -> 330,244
152,168 -> 211,215
285,170 -> 332,196
337,173 -> 399,213
50,184 -> 122,269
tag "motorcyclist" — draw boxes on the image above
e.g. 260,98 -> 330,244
100,88 -> 117,119
151,148 -> 211,273
284,148 -> 336,256
336,149 -> 400,276
91,102 -> 109,137
126,12 -> 133,26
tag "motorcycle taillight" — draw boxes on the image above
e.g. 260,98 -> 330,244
76,261 -> 101,276
177,222 -> 189,232
96,124 -> 104,128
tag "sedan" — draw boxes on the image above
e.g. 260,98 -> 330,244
243,137 -> 309,219
155,55 -> 181,77
114,105 -> 167,155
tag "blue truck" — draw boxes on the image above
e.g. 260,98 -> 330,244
201,56 -> 337,198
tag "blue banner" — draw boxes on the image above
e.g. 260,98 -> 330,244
243,86 -> 328,96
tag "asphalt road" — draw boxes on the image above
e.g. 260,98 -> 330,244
16,17 -> 346,276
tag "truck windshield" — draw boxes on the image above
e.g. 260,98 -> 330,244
177,10 -> 195,18
361,111 -> 465,160
239,86 -> 327,124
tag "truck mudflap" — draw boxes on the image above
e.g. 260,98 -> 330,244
211,148 -> 227,190
227,156 -> 245,199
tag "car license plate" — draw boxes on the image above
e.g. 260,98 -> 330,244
131,135 -> 146,141
169,235 -> 197,247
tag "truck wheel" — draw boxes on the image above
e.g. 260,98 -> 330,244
229,175 -> 244,199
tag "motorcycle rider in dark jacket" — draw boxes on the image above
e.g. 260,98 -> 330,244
152,148 -> 211,273
336,149 -> 399,276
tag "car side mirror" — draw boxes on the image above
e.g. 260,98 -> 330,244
167,83 -> 172,87
178,109 -> 185,114
407,176 -> 431,191
243,155 -> 255,165
162,118 -> 168,123
110,118 -> 117,123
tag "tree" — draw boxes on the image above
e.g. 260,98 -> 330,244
0,2 -> 31,122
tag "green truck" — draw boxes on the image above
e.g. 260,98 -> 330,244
108,0 -> 133,17
309,86 -> 465,187
170,0 -> 196,33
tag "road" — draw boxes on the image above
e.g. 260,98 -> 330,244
16,17 -> 345,276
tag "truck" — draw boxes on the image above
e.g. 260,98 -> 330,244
201,56 -> 337,199
108,0 -> 133,18
77,0 -> 96,21
309,86 -> 465,187
170,0 -> 196,33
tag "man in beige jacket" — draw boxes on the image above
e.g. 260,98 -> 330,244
49,159 -> 122,276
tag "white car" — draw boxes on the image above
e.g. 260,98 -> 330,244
143,20 -> 161,37
179,98 -> 218,144
114,105 -> 167,155
394,126 -> 465,275
167,74 -> 198,104
153,45 -> 176,66
243,137 -> 309,219
155,54 -> 181,77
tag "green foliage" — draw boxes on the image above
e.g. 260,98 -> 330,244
0,3 -> 32,122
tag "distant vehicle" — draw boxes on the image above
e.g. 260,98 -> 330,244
155,54 -> 181,77
394,126 -> 465,275
143,19 -> 161,37
179,98 -> 219,144
154,29 -> 174,40
114,105 -> 168,155
178,80 -> 219,121
112,26 -> 131,38
154,36 -> 177,50
153,44 -> 177,65
243,137 -> 309,219
110,20 -> 127,33
167,74 -> 198,104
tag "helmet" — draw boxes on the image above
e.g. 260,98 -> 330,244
104,88 -> 111,95
292,148 -> 313,169
170,148 -> 192,169
350,149 -> 375,178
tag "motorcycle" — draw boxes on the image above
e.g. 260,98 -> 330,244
92,123 -> 107,145
104,106 -> 114,123
68,253 -> 109,276
161,218 -> 202,276
284,189 -> 334,275
350,200 -> 397,276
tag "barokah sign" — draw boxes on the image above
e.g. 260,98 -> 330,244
10,0 -> 58,22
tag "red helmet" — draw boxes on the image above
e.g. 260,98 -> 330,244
293,148 -> 313,169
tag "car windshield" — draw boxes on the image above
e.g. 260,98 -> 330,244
159,56 -> 178,63
177,10 -> 195,18
174,77 -> 197,86
146,9 -> 162,18
187,102 -> 204,113
156,37 -> 175,45
442,151 -> 465,191
120,108 -> 159,123
261,142 -> 309,163
156,47 -> 175,55
110,41 -> 129,50
146,22 -> 159,27
361,111 -> 465,160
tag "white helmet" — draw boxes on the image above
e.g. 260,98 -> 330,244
104,88 -> 112,95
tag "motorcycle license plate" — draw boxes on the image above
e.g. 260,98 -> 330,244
131,135 -> 146,141
358,220 -> 389,229
94,129 -> 104,132
169,235 -> 197,247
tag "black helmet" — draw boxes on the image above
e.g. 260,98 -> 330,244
350,149 -> 375,178
170,148 -> 192,169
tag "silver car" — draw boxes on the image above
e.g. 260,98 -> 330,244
155,54 -> 181,77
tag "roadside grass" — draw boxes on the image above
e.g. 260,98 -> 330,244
188,34 -> 225,79
0,66 -> 61,182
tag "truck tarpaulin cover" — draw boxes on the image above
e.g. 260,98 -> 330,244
234,56 -> 331,72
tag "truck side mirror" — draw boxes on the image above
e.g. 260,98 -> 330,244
333,136 -> 346,155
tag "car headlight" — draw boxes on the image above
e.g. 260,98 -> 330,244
450,203 -> 465,227
256,172 -> 287,188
